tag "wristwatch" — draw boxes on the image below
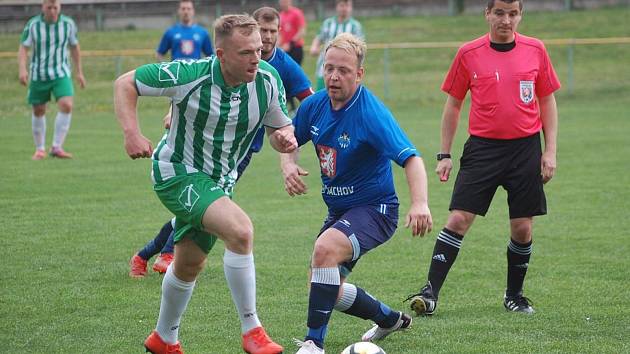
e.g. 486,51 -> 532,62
436,153 -> 451,161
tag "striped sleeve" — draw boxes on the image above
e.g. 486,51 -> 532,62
67,17 -> 79,46
20,18 -> 35,46
134,59 -> 210,98
260,63 -> 291,129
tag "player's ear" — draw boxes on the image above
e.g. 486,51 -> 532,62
216,47 -> 225,61
356,66 -> 364,83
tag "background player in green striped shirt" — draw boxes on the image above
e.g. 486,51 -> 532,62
114,14 -> 296,354
309,0 -> 363,90
18,0 -> 85,160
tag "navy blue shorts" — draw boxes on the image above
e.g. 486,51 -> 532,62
318,204 -> 399,277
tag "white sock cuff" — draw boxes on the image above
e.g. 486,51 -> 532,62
223,249 -> 254,269
311,267 -> 340,285
164,264 -> 195,291
334,282 -> 357,311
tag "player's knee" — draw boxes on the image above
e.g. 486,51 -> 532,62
229,222 -> 254,248
511,220 -> 532,242
311,242 -> 338,267
175,258 -> 206,280
446,211 -> 474,235
33,105 -> 46,117
58,99 -> 73,113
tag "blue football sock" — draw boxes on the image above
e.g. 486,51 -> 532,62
138,220 -> 174,260
335,283 -> 399,328
305,267 -> 340,348
160,230 -> 175,254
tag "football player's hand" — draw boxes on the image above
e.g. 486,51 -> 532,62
77,73 -> 86,89
436,158 -> 453,182
282,162 -> 308,196
541,151 -> 556,184
19,70 -> 29,86
272,128 -> 298,153
405,202 -> 433,237
124,132 -> 153,159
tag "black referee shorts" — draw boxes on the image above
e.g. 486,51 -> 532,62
449,133 -> 547,219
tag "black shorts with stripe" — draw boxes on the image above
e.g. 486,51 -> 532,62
449,133 -> 547,219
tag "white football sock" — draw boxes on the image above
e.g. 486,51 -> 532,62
223,249 -> 261,333
156,264 -> 196,344
52,111 -> 71,148
32,114 -> 46,150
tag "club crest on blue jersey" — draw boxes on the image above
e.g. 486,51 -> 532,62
337,132 -> 351,149
181,40 -> 194,55
317,144 -> 337,178
520,81 -> 534,104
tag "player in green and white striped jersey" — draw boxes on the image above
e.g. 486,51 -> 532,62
114,14 -> 294,354
309,0 -> 363,90
18,0 -> 85,160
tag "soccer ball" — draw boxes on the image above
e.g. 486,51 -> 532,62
341,341 -> 386,354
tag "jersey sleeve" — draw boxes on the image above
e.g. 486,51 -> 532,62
353,21 -> 365,40
441,47 -> 470,100
535,44 -> 561,97
156,30 -> 171,56
365,97 -> 419,167
202,31 -> 214,56
134,59 -> 210,98
283,55 -> 312,98
317,19 -> 329,41
292,98 -> 313,147
20,18 -> 34,47
68,18 -> 79,46
262,66 -> 291,129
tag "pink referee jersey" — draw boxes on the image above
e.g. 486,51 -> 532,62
279,6 -> 305,47
442,32 -> 561,139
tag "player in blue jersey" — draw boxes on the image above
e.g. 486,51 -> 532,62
282,33 -> 433,354
129,6 -> 314,278
156,0 -> 213,61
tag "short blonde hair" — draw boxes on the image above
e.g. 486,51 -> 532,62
214,14 -> 259,46
324,32 -> 366,68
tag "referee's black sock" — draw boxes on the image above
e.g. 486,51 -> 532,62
506,238 -> 532,297
427,228 -> 464,298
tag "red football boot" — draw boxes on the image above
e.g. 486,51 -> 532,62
242,327 -> 283,354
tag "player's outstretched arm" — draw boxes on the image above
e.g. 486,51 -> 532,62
17,45 -> 29,86
403,156 -> 433,237
539,93 -> 558,184
114,70 -> 153,159
436,95 -> 463,182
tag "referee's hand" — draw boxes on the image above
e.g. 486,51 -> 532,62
436,159 -> 452,182
541,151 -> 556,183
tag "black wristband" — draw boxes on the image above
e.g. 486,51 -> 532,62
437,153 -> 451,161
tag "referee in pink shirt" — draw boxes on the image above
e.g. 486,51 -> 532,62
407,0 -> 560,315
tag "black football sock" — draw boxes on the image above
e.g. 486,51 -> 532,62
506,238 -> 532,297
426,228 -> 464,298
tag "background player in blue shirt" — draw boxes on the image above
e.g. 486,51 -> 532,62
129,6 -> 314,278
282,33 -> 433,354
156,0 -> 213,61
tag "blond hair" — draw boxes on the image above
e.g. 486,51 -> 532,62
324,32 -> 366,68
213,14 -> 259,46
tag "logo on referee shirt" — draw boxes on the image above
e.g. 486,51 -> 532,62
520,81 -> 534,104
178,184 -> 200,212
317,144 -> 337,178
159,62 -> 181,83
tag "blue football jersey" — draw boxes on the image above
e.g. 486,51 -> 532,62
249,48 -> 312,153
157,23 -> 213,60
293,86 -> 419,213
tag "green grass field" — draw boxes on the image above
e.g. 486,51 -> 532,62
1,6 -> 629,353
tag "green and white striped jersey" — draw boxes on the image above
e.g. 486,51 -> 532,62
21,14 -> 79,82
135,56 -> 291,189
315,16 -> 364,79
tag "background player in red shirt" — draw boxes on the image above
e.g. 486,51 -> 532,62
407,0 -> 560,315
278,0 -> 307,65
